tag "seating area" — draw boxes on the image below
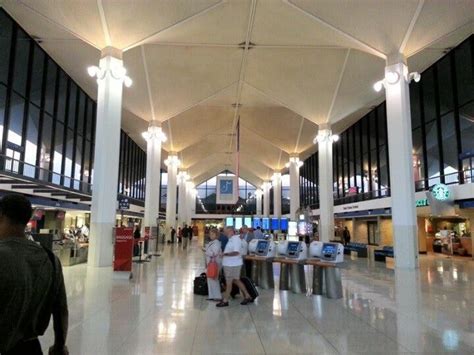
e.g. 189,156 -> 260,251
343,243 -> 368,257
374,246 -> 395,262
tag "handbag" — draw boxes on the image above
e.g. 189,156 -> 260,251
207,256 -> 219,279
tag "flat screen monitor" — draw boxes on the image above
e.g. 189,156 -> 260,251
271,218 -> 279,231
244,217 -> 252,228
287,241 -> 300,256
298,221 -> 307,235
225,217 -> 234,227
280,218 -> 288,231
322,243 -> 337,257
253,218 -> 261,229
262,217 -> 270,230
256,240 -> 269,255
235,217 -> 243,230
288,221 -> 297,236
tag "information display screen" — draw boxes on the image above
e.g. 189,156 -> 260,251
235,217 -> 243,230
271,218 -> 279,231
298,221 -> 307,235
287,241 -> 299,255
253,218 -> 261,229
288,221 -> 297,236
280,218 -> 288,231
225,217 -> 234,227
262,217 -> 270,230
244,217 -> 252,228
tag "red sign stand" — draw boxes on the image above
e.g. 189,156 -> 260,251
113,227 -> 134,273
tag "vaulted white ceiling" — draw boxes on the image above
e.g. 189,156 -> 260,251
2,0 -> 473,186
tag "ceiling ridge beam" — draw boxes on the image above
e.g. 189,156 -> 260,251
406,19 -> 474,57
239,123 -> 289,155
161,80 -> 238,122
16,0 -> 101,50
227,0 -> 258,164
141,45 -> 157,121
326,48 -> 351,123
282,0 -> 387,59
146,42 -> 240,48
293,116 -> 305,153
123,0 -> 225,52
97,0 -> 112,46
243,82 -> 311,121
399,0 -> 425,54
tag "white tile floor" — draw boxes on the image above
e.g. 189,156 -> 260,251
39,241 -> 474,354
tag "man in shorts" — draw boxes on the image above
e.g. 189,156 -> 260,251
216,227 -> 252,307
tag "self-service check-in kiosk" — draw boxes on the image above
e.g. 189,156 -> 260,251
308,242 -> 344,298
247,239 -> 276,288
277,241 -> 307,293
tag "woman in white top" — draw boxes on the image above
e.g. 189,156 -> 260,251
205,228 -> 222,301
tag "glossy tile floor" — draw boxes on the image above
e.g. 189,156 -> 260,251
39,241 -> 474,354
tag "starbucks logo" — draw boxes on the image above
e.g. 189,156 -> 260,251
432,184 -> 450,201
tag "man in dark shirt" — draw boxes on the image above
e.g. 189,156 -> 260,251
0,194 -> 69,355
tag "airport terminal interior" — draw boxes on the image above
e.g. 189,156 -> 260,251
0,0 -> 473,354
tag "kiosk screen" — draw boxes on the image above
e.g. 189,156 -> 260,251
322,243 -> 337,259
256,240 -> 269,255
235,217 -> 243,230
271,218 -> 279,231
287,241 -> 300,256
280,218 -> 288,231
225,217 -> 234,227
262,218 -> 270,230
253,218 -> 261,229
244,217 -> 252,227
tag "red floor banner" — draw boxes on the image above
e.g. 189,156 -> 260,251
114,227 -> 134,272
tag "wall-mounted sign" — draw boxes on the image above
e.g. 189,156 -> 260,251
342,205 -> 359,211
431,183 -> 450,201
216,176 -> 238,204
118,198 -> 130,210
415,198 -> 429,207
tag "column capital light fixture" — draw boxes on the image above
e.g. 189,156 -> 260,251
164,155 -> 180,167
142,122 -> 167,142
261,181 -> 272,190
255,188 -> 263,197
271,172 -> 282,183
87,63 -> 133,87
313,129 -> 339,144
285,155 -> 303,168
178,171 -> 189,181
373,68 -> 420,92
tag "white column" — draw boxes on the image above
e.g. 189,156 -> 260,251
262,182 -> 271,217
255,189 -> 263,215
186,181 -> 196,223
383,54 -> 419,269
143,122 -> 166,250
272,172 -> 282,218
287,155 -> 302,219
165,154 -> 179,230
177,171 -> 189,227
87,47 -> 131,267
316,123 -> 336,243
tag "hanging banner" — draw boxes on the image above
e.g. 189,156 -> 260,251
113,227 -> 134,272
216,176 -> 238,204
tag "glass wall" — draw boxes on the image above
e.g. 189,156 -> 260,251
300,35 -> 474,207
0,9 -> 147,201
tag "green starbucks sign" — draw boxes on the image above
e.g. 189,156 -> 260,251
431,183 -> 450,201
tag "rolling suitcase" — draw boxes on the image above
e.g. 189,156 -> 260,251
193,273 -> 208,296
241,276 -> 259,300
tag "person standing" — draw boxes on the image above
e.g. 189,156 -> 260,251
183,224 -> 189,249
0,194 -> 69,355
218,228 -> 228,252
343,226 -> 351,246
170,227 -> 176,243
253,226 -> 265,240
205,228 -> 222,301
217,227 -> 252,307
177,227 -> 182,244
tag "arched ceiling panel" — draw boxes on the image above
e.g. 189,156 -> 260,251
290,0 -> 419,55
144,45 -> 242,122
245,48 -> 348,124
102,0 -> 222,49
